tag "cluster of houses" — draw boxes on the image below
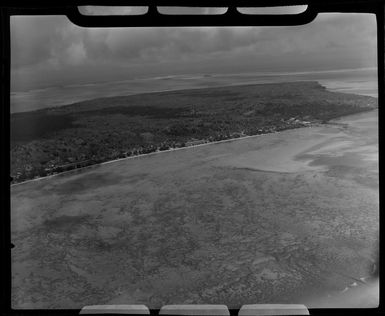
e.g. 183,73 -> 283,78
12,117 -> 317,183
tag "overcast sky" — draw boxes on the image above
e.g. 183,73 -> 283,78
10,12 -> 377,91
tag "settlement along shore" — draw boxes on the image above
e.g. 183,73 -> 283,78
11,81 -> 377,183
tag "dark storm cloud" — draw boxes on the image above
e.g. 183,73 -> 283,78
11,13 -> 377,90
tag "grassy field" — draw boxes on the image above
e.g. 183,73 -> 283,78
11,110 -> 379,308
11,81 -> 377,183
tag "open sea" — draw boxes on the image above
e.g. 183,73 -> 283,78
11,67 -> 378,113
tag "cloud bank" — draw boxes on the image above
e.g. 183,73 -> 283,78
11,13 -> 377,91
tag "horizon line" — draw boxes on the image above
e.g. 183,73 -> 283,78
11,66 -> 377,94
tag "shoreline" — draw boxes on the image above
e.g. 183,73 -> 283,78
11,108 -> 377,187
10,125 -> 315,187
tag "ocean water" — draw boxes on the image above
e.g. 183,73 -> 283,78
10,67 -> 378,114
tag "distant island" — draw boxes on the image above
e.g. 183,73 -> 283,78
11,81 -> 377,184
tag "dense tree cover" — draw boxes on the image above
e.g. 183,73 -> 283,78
11,82 -> 377,183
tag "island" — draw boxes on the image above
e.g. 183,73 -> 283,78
11,81 -> 377,183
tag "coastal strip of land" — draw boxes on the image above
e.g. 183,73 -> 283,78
11,81 -> 377,184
